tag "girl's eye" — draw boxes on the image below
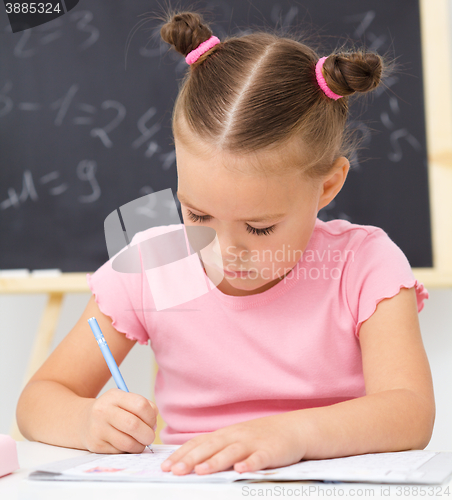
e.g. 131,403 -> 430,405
185,209 -> 276,236
186,209 -> 211,224
245,224 -> 275,236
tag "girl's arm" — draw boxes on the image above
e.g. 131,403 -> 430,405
296,285 -> 435,459
16,295 -> 157,451
161,285 -> 435,475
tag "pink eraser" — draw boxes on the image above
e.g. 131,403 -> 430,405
0,435 -> 20,477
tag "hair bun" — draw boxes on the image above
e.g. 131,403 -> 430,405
160,11 -> 214,60
322,51 -> 383,97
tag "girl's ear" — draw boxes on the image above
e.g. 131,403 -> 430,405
317,157 -> 350,211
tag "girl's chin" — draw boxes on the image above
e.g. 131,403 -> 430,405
223,268 -> 259,279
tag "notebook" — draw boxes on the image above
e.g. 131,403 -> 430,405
28,445 -> 452,484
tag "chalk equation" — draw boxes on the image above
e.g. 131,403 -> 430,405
1,10 -> 99,55
0,161 -> 100,210
0,81 -> 174,159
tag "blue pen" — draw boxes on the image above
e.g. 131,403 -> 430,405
88,317 -> 154,453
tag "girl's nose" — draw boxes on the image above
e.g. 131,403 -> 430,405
216,230 -> 247,265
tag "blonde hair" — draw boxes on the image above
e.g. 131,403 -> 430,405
159,9 -> 394,180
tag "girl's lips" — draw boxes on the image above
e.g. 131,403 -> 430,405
223,268 -> 249,276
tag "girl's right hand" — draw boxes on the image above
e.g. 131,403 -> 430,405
79,388 -> 159,453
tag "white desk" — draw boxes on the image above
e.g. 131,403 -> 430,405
1,441 -> 451,500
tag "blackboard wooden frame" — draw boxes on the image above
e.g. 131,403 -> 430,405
415,0 -> 452,287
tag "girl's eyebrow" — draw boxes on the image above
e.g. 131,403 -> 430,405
177,192 -> 286,222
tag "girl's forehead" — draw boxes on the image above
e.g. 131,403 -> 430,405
178,151 -> 304,192
174,123 -> 319,195
174,123 -> 316,181
176,138 -> 306,179
177,156 -> 318,218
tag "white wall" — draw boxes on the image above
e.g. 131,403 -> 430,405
0,291 -> 153,437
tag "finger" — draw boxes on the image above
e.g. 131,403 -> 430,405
147,400 -> 159,416
87,438 -> 123,454
168,438 -> 241,476
110,389 -> 158,435
108,405 -> 155,448
233,449 -> 271,473
160,436 -> 209,472
103,425 -> 148,454
192,442 -> 250,475
153,402 -> 159,416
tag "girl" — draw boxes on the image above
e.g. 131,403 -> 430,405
16,10 -> 435,477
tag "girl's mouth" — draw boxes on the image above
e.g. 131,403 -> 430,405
223,268 -> 250,277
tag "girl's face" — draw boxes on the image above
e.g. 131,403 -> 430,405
175,135 -> 349,297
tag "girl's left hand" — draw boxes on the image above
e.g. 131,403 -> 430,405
160,412 -> 308,475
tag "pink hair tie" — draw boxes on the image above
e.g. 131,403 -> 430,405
185,35 -> 221,65
315,56 -> 343,100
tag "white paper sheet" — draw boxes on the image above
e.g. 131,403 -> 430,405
28,445 -> 452,484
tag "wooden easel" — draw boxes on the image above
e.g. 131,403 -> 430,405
0,273 -> 165,444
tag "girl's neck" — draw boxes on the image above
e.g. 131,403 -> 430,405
203,266 -> 292,297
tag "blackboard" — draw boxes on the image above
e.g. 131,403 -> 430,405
0,0 -> 433,271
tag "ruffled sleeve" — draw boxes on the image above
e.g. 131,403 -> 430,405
346,228 -> 429,339
86,235 -> 150,346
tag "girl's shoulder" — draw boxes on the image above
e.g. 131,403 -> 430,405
315,219 -> 429,334
313,217 -> 390,251
314,218 -> 425,306
314,217 -> 384,238
312,217 -> 415,278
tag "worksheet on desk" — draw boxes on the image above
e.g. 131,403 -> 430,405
48,445 -> 242,483
28,445 -> 452,484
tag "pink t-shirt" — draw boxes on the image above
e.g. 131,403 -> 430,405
86,217 -> 429,444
